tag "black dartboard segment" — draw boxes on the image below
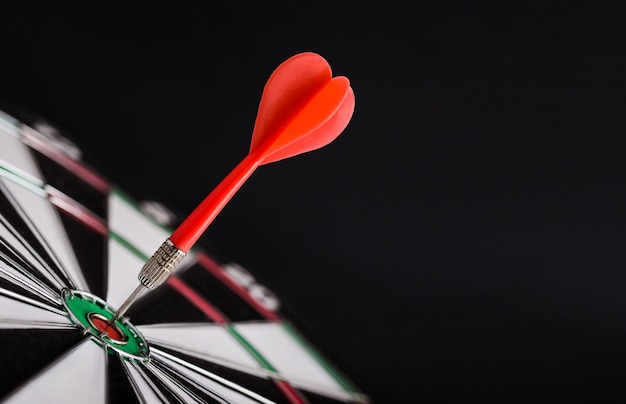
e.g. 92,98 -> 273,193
0,110 -> 369,403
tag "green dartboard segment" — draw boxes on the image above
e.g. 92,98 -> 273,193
62,289 -> 150,363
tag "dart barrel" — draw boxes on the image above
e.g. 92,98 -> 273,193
138,238 -> 187,289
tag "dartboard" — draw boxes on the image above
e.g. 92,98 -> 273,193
0,108 -> 369,403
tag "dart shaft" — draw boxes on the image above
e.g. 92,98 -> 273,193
113,283 -> 145,320
169,151 -> 261,252
114,153 -> 258,318
114,239 -> 187,319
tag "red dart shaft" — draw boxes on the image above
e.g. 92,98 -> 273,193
169,149 -> 263,252
114,147 -> 264,321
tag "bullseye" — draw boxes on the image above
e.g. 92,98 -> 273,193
87,313 -> 127,343
61,289 -> 149,363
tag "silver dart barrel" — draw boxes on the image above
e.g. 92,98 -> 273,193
113,239 -> 187,320
138,239 -> 187,289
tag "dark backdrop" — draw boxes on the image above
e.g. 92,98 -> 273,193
2,4 -> 626,402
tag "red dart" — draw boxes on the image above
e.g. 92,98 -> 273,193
170,51 -> 355,252
113,52 -> 355,320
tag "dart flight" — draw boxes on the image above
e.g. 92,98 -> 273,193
171,52 -> 355,251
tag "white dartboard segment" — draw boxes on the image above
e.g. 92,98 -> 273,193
120,361 -> 168,404
0,209 -> 67,297
0,248 -> 62,303
0,174 -> 88,292
0,293 -> 68,329
106,238 -> 147,309
234,322 -> 353,399
0,124 -> 44,188
0,110 -> 19,136
144,361 -> 208,403
151,348 -> 268,404
4,339 -> 107,404
138,323 -> 262,373
108,191 -> 172,258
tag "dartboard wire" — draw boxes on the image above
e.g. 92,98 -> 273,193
116,358 -> 150,404
20,124 -> 111,194
0,320 -> 75,331
120,360 -> 171,404
0,228 -> 66,295
0,289 -> 72,330
0,259 -> 62,306
149,356 -> 231,404
141,338 -> 275,381
1,334 -> 97,403
0,162 -> 76,290
0,110 -> 18,134
0,319 -> 74,330
0,215 -> 68,293
132,361 -> 190,404
0,157 -> 44,193
0,234 -> 61,292
0,179 -> 79,291
147,339 -> 361,403
165,276 -> 307,404
140,324 -> 353,395
0,287 -> 65,316
46,185 -> 108,235
102,351 -> 111,404
151,347 -> 275,404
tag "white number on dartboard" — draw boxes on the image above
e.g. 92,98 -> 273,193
223,263 -> 280,312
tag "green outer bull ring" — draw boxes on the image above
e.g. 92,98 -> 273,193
61,289 -> 150,364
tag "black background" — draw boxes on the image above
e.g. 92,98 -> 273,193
2,4 -> 626,402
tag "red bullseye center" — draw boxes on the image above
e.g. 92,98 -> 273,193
88,313 -> 127,343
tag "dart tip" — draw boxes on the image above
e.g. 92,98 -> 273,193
113,283 -> 146,321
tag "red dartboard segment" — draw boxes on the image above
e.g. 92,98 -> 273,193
196,252 -> 281,322
22,125 -> 110,193
47,187 -> 108,236
167,275 -> 308,404
275,379 -> 308,404
166,276 -> 229,324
